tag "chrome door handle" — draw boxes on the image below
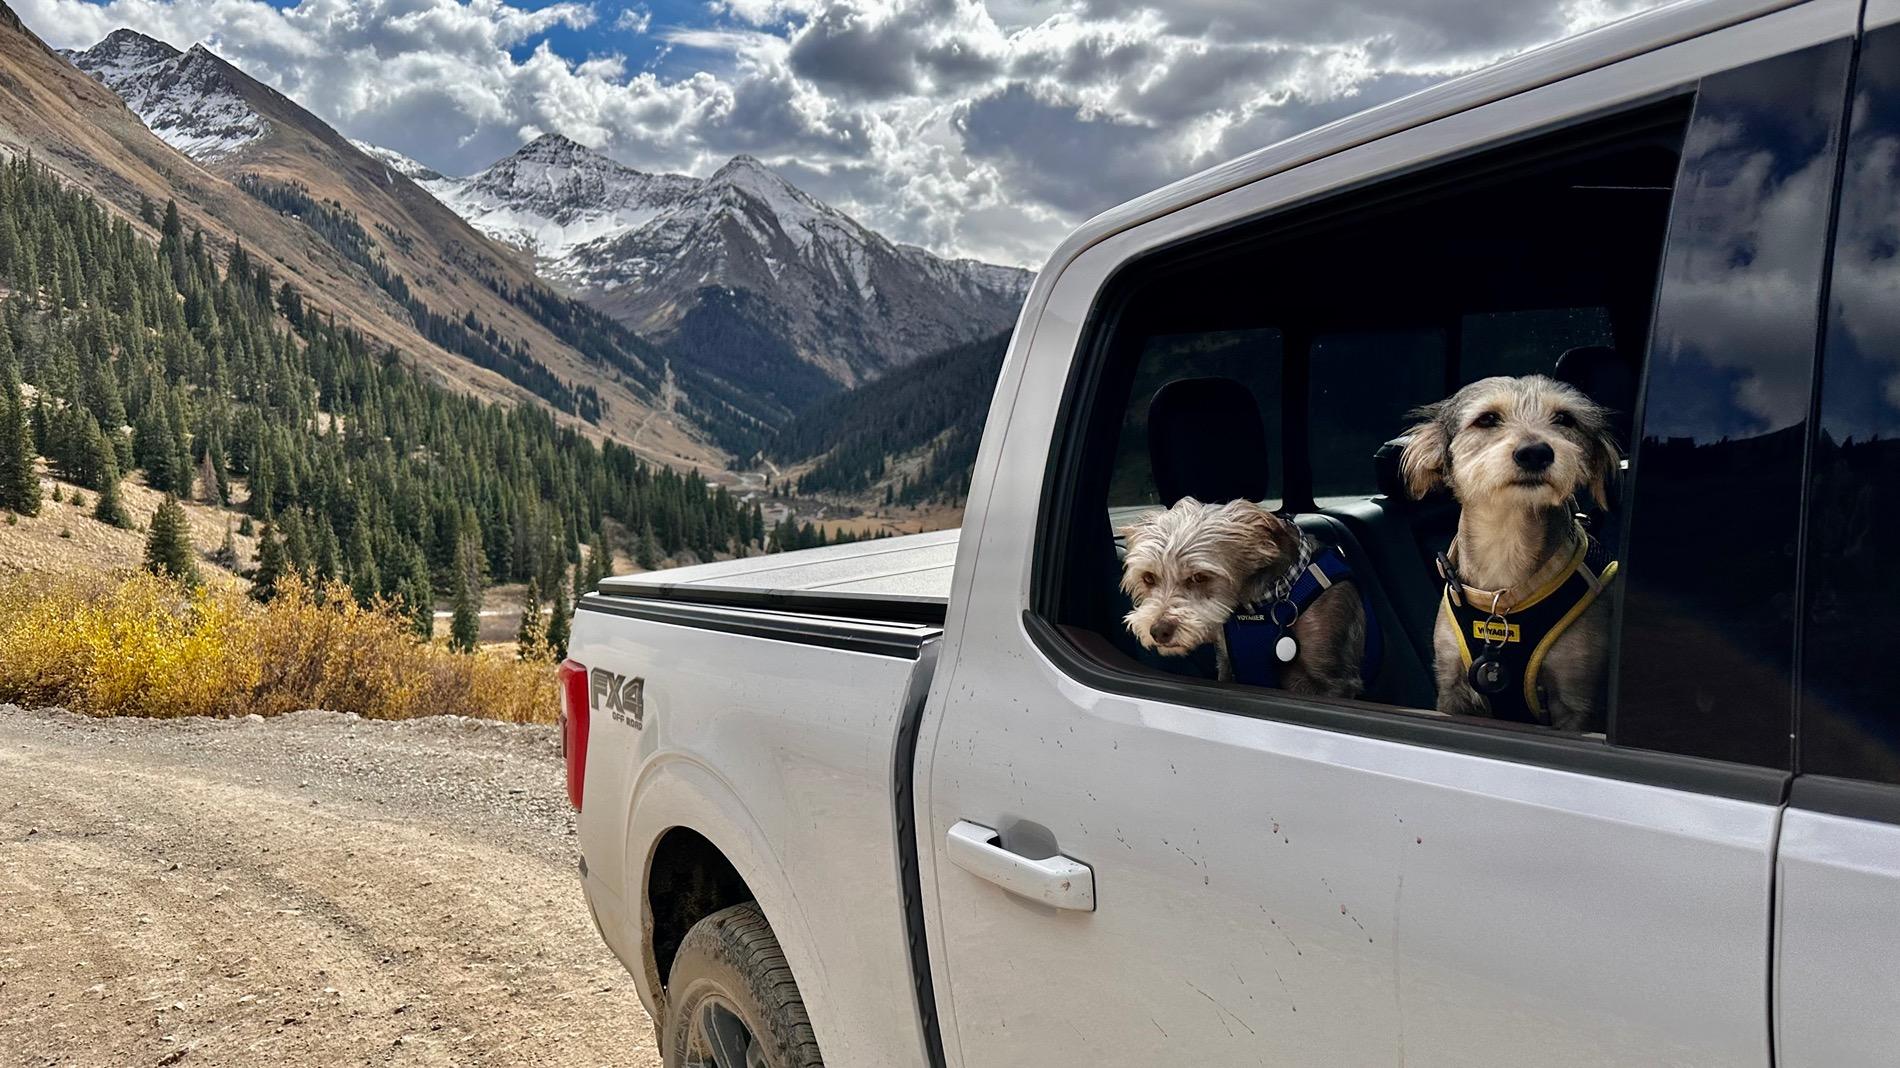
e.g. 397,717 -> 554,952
945,820 -> 1095,911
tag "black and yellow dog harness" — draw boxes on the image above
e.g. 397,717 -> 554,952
1437,528 -> 1618,724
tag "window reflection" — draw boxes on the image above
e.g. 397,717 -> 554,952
1802,25 -> 1900,785
1616,42 -> 1852,768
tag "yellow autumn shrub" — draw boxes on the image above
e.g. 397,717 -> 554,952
0,571 -> 556,723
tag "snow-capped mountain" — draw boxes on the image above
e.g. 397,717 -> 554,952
411,137 -> 1031,420
427,134 -> 701,265
349,139 -> 446,184
565,153 -> 1031,386
63,30 -> 264,160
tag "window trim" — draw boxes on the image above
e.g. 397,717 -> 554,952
1027,612 -> 1789,804
1020,94 -> 1815,800
1787,775 -> 1900,826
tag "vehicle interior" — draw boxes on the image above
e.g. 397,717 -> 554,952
1048,101 -> 1692,722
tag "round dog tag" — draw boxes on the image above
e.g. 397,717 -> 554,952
1468,654 -> 1509,695
1274,635 -> 1298,663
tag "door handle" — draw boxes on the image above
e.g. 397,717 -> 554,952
946,820 -> 1095,911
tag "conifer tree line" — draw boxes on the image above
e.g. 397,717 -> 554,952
769,331 -> 1006,505
0,156 -> 767,626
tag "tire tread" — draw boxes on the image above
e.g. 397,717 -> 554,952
666,902 -> 824,1067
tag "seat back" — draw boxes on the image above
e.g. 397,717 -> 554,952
1147,376 -> 1270,506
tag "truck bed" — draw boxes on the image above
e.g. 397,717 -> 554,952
595,528 -> 957,624
573,531 -> 950,1066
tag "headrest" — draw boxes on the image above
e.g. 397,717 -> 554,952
1147,376 -> 1269,506
1554,345 -> 1637,440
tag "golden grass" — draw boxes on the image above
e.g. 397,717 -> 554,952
0,571 -> 556,723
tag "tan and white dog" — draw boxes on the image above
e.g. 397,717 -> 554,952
1120,497 -> 1366,698
1400,375 -> 1621,731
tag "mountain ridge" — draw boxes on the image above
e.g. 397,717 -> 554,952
59,26 -> 719,469
399,133 -> 1031,443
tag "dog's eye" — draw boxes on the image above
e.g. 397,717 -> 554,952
1186,572 -> 1209,586
1551,410 -> 1576,428
1140,573 -> 1157,588
1472,411 -> 1502,429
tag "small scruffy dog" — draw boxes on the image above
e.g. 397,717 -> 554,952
1120,497 -> 1367,698
1400,375 -> 1621,731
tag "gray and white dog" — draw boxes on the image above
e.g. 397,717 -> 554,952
1120,497 -> 1366,698
1400,374 -> 1621,731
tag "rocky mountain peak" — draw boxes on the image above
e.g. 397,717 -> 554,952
514,132 -> 594,160
69,30 -> 266,160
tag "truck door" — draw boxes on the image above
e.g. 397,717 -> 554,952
916,7 -> 1854,1065
1777,5 -> 1900,1063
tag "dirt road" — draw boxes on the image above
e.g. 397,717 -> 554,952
0,707 -> 659,1068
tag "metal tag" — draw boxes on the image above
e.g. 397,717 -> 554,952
1274,635 -> 1298,663
1468,654 -> 1510,695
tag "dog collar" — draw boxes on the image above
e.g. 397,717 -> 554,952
1438,523 -> 1590,615
1439,530 -> 1618,723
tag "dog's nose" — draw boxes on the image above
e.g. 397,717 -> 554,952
1513,441 -> 1555,472
1150,619 -> 1178,645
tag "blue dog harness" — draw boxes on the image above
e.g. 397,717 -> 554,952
1222,545 -> 1383,689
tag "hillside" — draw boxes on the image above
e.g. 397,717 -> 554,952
38,23 -> 716,470
771,331 -> 1010,506
0,154 -> 759,630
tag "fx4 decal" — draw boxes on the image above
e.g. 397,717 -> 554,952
590,668 -> 645,729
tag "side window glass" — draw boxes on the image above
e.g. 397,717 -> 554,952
1043,105 -> 1689,734
1308,329 -> 1446,501
1461,308 -> 1616,387
1614,41 -> 1853,768
1801,24 -> 1900,785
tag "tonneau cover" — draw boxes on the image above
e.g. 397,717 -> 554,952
596,528 -> 958,624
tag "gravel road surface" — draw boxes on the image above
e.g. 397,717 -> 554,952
0,706 -> 659,1068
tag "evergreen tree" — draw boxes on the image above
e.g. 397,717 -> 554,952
215,519 -> 238,569
449,548 -> 481,653
92,454 -> 129,529
636,520 -> 660,570
0,368 -> 39,516
251,523 -> 285,601
347,520 -> 379,606
401,541 -> 434,638
143,495 -> 198,585
587,530 -> 611,584
545,578 -> 571,660
312,517 -> 339,584
515,577 -> 544,661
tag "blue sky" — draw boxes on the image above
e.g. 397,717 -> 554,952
19,0 -> 1659,266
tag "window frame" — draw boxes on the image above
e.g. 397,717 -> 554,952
1024,93 -> 1797,804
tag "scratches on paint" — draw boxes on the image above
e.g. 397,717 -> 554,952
1186,979 -> 1256,1036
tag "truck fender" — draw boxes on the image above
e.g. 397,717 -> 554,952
621,753 -> 835,1048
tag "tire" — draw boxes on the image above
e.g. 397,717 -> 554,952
662,902 -> 825,1068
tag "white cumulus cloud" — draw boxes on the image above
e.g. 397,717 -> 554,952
19,0 -> 1664,266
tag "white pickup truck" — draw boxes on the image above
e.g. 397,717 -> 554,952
562,1 -> 1900,1064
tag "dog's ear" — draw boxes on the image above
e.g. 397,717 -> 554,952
1586,429 -> 1622,511
1216,499 -> 1295,572
1398,400 -> 1453,499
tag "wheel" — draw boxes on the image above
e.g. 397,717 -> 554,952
662,902 -> 824,1068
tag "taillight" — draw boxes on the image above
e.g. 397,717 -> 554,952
557,658 -> 590,811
